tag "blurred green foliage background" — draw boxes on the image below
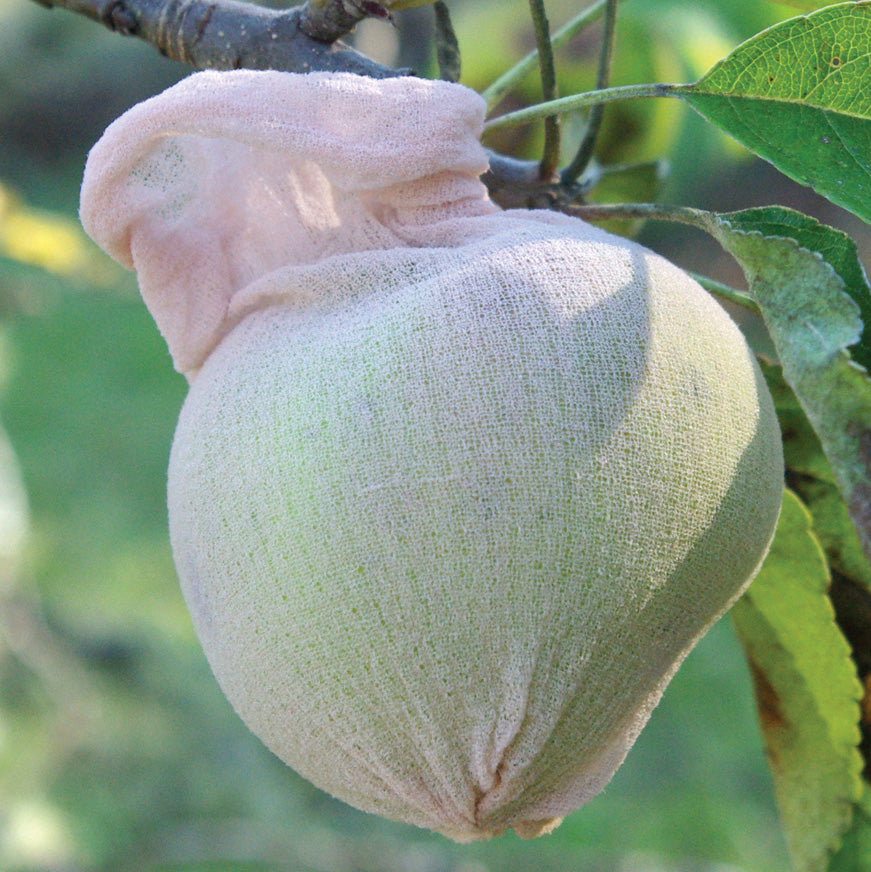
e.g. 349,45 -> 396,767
0,1 -> 867,869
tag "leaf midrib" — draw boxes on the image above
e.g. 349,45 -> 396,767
682,87 -> 871,123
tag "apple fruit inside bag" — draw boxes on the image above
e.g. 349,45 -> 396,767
79,69 -> 783,841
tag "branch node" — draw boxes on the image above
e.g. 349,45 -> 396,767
102,0 -> 139,34
300,0 -> 393,43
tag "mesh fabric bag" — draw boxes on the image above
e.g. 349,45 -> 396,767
80,70 -> 783,841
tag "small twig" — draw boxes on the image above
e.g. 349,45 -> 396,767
433,1 -> 460,83
561,0 -> 618,184
528,0 -> 560,180
481,0 -> 621,110
689,273 -> 758,313
564,200 -> 712,228
485,81 -> 683,131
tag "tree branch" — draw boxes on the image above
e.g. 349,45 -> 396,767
528,0 -> 560,181
561,0 -> 618,184
33,0 -> 404,77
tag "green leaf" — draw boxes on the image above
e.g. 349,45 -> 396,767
760,370 -> 871,810
731,489 -> 864,872
704,206 -> 871,569
681,2 -> 871,223
721,207 -> 871,372
777,1 -> 860,10
763,363 -> 871,591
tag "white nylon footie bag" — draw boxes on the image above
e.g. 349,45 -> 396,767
79,69 -> 783,842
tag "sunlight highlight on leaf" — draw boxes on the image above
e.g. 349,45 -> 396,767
681,2 -> 871,223
0,183 -> 92,277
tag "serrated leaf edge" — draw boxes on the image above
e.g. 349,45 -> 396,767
738,602 -> 864,865
739,490 -> 866,863
711,220 -> 866,364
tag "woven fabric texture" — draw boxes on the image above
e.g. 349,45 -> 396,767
80,70 -> 784,842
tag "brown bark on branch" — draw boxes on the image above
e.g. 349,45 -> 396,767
32,0 -> 403,77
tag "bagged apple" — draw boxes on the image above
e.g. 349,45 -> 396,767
79,70 -> 783,841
